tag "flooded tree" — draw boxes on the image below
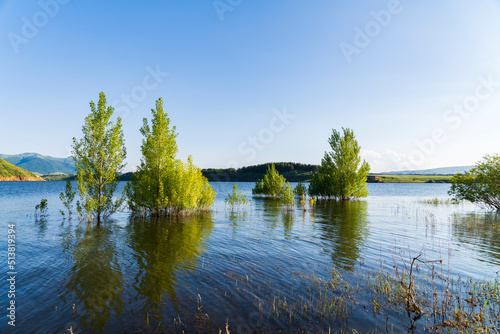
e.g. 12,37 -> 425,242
125,98 -> 215,215
252,163 -> 286,196
72,92 -> 127,224
309,128 -> 370,200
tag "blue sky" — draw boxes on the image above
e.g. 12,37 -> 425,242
1,0 -> 500,172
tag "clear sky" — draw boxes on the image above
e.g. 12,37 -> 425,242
1,0 -> 500,172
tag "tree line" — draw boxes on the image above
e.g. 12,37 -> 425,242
61,92 -> 500,225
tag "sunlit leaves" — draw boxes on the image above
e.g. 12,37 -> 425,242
309,128 -> 370,200
449,154 -> 500,211
126,98 -> 215,215
72,92 -> 127,223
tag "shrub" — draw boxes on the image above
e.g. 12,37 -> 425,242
252,163 -> 286,196
225,184 -> 251,211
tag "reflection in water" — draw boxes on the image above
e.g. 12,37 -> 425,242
126,214 -> 213,320
259,198 -> 295,234
65,224 -> 124,332
34,216 -> 48,238
315,200 -> 369,270
452,212 -> 500,264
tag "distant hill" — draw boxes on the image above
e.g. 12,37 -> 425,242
381,166 -> 473,175
0,159 -> 44,181
0,153 -> 75,175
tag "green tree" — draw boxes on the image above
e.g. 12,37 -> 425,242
60,180 -> 76,219
294,181 -> 306,197
281,182 -> 295,210
126,98 -> 215,215
72,92 -> 127,224
35,198 -> 48,218
309,128 -> 370,200
252,163 -> 286,196
449,154 -> 500,211
225,184 -> 251,211
125,98 -> 178,215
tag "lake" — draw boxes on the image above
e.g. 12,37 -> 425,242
1,182 -> 499,333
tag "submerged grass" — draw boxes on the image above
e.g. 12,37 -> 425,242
418,198 -> 460,205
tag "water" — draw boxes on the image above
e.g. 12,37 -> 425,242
0,182 -> 499,333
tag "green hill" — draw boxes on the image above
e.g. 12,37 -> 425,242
0,153 -> 75,175
0,159 -> 44,181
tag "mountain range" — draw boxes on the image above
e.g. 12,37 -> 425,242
0,153 -> 76,175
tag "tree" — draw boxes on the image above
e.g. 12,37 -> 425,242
72,92 -> 127,224
225,184 -> 251,211
281,182 -> 295,210
294,181 -> 306,197
60,180 -> 76,219
449,154 -> 500,211
252,163 -> 286,196
126,98 -> 215,215
309,128 -> 370,200
125,98 -> 178,215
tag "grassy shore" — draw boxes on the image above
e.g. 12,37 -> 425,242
368,174 -> 452,183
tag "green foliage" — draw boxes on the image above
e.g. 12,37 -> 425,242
294,181 -> 306,197
281,182 -> 296,210
309,128 -> 370,200
35,198 -> 48,217
126,98 -> 215,216
252,163 -> 286,196
59,180 -> 76,219
72,92 -> 127,223
449,154 -> 500,211
225,184 -> 251,211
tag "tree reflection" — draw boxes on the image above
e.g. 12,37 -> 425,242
259,198 -> 295,234
126,214 -> 213,321
65,224 -> 124,332
451,212 -> 500,264
314,200 -> 369,270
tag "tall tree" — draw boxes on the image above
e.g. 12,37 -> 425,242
126,98 -> 215,215
72,92 -> 127,223
126,98 -> 178,215
309,128 -> 370,200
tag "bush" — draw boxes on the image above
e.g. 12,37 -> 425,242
449,154 -> 500,211
252,163 -> 286,196
35,199 -> 48,218
282,182 -> 295,210
294,181 -> 306,197
225,184 -> 251,211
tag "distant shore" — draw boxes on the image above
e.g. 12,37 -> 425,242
10,173 -> 453,183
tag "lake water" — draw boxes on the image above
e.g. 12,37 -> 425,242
1,182 -> 499,333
